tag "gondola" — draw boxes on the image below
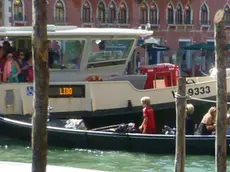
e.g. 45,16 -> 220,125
0,116 -> 229,155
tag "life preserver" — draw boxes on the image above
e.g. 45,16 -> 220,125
87,75 -> 103,81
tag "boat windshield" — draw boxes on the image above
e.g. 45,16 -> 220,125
87,39 -> 134,68
49,39 -> 85,69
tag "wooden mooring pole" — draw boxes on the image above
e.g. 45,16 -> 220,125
32,0 -> 49,171
174,77 -> 186,172
214,10 -> 227,172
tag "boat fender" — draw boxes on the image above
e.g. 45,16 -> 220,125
87,75 -> 103,82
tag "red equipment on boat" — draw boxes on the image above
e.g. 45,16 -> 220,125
140,63 -> 180,89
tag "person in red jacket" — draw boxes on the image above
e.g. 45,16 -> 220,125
139,96 -> 156,134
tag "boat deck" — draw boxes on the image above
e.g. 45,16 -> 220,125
0,161 -> 106,172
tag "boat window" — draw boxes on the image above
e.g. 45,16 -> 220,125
1,38 -> 85,69
87,39 -> 134,68
5,90 -> 15,107
49,40 -> 85,69
0,37 -> 85,84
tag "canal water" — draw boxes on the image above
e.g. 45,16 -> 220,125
0,137 -> 229,172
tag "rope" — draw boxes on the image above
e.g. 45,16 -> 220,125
189,96 -> 230,105
174,92 -> 187,99
174,92 -> 230,105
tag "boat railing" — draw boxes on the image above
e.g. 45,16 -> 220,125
88,58 -> 126,65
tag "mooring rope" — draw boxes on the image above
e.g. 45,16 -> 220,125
174,92 -> 230,105
174,93 -> 188,99
189,96 -> 230,105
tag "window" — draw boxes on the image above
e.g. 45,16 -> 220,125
149,3 -> 158,25
87,39 -> 134,68
175,4 -> 182,24
55,0 -> 65,23
167,3 -> 174,24
108,2 -> 116,23
206,40 -> 215,71
0,1 -> 2,24
225,5 -> 230,25
184,4 -> 192,24
49,40 -> 85,69
14,0 -> 24,21
200,4 -> 209,25
82,1 -> 91,23
179,40 -> 192,72
97,2 -> 106,23
119,2 -> 127,24
140,2 -> 148,24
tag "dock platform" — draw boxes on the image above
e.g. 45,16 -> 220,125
0,161 -> 106,172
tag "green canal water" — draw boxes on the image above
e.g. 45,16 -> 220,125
0,137 -> 229,172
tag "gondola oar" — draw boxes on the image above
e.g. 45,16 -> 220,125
91,124 -> 124,131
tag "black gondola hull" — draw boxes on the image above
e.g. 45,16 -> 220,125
0,117 -> 229,155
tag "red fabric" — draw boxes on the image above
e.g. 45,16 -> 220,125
0,58 -> 6,82
0,57 -> 6,71
27,67 -> 34,82
143,106 -> 156,134
143,128 -> 156,134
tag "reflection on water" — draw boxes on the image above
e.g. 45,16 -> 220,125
0,137 -> 228,172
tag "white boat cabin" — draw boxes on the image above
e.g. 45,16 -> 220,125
0,25 -> 222,118
0,25 -> 158,116
0,25 -> 153,82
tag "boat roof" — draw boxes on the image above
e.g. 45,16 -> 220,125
0,25 -> 153,37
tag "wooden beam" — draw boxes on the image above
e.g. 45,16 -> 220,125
31,0 -> 49,171
214,9 -> 227,172
174,77 -> 186,172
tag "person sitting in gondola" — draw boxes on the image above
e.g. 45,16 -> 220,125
195,107 -> 216,135
226,114 -> 230,135
185,103 -> 196,135
139,96 -> 156,134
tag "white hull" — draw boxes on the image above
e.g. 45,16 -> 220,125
0,76 -> 227,117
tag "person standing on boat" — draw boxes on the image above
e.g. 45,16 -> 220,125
226,114 -> 230,135
185,103 -> 196,135
136,52 -> 141,73
3,53 -> 21,83
0,41 -> 12,74
16,51 -> 27,82
25,53 -> 34,82
47,40 -> 54,68
139,96 -> 156,134
195,107 -> 216,135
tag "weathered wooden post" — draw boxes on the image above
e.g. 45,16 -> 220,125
32,0 -> 49,172
174,77 -> 186,172
214,10 -> 227,172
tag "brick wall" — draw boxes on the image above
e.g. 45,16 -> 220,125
10,0 -> 230,51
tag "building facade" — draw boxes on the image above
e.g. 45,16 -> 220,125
0,0 -> 11,26
7,0 -> 230,68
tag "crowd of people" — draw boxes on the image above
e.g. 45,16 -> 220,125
0,41 -> 34,83
138,96 -> 230,136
